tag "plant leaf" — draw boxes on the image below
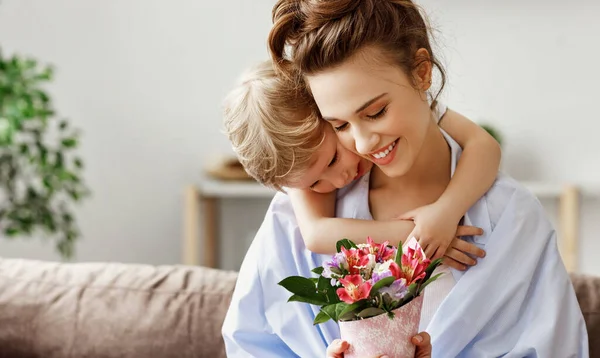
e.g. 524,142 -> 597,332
395,240 -> 404,266
288,294 -> 329,306
278,276 -> 318,296
370,276 -> 396,294
311,266 -> 324,275
338,299 -> 369,321
418,272 -> 443,293
313,310 -> 331,325
336,238 -> 357,253
321,302 -> 349,322
424,258 -> 443,280
357,307 -> 386,319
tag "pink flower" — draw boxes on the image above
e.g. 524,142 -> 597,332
399,244 -> 430,285
341,247 -> 371,276
361,237 -> 396,263
336,275 -> 372,304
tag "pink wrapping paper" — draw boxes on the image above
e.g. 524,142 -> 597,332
339,295 -> 423,358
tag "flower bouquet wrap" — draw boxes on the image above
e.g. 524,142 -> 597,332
279,237 -> 442,358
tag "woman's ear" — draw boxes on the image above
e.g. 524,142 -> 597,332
413,48 -> 433,91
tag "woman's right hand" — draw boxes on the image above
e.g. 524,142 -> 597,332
325,339 -> 388,358
443,225 -> 486,271
326,332 -> 433,358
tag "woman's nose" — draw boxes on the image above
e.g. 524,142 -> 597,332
353,126 -> 378,155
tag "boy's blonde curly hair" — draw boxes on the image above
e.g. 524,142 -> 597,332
222,60 -> 325,191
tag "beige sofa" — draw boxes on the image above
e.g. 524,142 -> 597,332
0,258 -> 597,358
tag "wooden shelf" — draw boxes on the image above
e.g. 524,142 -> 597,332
189,177 -> 595,272
198,178 -> 598,199
198,179 -> 275,198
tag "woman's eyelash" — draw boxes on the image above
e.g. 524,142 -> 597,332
333,106 -> 387,132
367,106 -> 388,120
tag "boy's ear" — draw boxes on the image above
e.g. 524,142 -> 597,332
413,48 -> 433,91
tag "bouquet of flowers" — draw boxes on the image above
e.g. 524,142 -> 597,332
279,237 -> 442,358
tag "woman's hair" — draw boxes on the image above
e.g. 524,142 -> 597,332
268,0 -> 446,105
222,60 -> 325,191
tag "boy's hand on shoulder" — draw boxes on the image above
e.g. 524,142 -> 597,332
398,202 -> 461,260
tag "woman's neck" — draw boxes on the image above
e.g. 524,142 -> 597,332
371,118 -> 452,194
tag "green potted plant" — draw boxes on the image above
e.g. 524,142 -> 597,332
480,123 -> 503,147
0,50 -> 89,259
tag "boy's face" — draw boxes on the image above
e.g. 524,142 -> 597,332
290,125 -> 372,193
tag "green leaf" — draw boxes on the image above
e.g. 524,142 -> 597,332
395,240 -> 404,266
370,276 -> 396,294
338,299 -> 369,321
404,283 -> 418,300
4,227 -> 19,237
61,137 -> 77,148
313,310 -> 331,325
73,157 -> 83,169
418,272 -> 443,293
424,258 -> 443,280
278,276 -> 318,297
317,275 -> 330,292
311,266 -> 324,275
288,294 -> 329,306
321,302 -> 348,322
357,307 -> 385,319
336,238 -> 357,253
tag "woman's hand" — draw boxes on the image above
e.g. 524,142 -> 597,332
326,332 -> 433,358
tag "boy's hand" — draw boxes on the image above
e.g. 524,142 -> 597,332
444,226 -> 486,271
399,202 -> 463,260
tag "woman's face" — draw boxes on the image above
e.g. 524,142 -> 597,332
289,125 -> 372,193
306,47 -> 433,178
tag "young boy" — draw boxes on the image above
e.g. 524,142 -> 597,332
222,60 -> 499,269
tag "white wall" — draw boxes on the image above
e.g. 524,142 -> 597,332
0,1 -> 598,274
0,0 -> 275,267
419,0 -> 600,274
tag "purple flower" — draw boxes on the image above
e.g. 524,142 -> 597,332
379,278 -> 408,301
370,261 -> 394,284
322,253 -> 345,279
371,269 -> 393,284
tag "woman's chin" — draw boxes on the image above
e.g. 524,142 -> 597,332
377,160 -> 410,179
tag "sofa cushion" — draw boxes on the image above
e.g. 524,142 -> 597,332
571,273 -> 600,357
0,258 -> 237,358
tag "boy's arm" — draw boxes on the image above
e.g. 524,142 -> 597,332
437,109 -> 502,217
288,189 -> 415,254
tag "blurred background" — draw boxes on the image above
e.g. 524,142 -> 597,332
0,0 -> 598,274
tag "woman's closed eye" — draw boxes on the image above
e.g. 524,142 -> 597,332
334,105 -> 388,132
366,105 -> 388,120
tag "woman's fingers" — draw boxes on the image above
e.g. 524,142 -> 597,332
325,339 -> 348,358
413,332 -> 432,358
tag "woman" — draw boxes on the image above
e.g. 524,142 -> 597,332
267,0 -> 588,356
222,1 -> 588,357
